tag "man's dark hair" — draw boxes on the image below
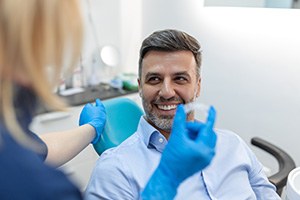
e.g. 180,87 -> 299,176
138,29 -> 202,79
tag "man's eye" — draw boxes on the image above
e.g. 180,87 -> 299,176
175,76 -> 188,83
147,77 -> 160,84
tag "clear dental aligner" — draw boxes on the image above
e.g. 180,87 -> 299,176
183,101 -> 210,115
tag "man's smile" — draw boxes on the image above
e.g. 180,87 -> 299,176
157,104 -> 178,111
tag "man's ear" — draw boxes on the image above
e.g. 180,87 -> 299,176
137,78 -> 142,97
196,78 -> 201,97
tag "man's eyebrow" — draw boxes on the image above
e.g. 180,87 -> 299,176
144,72 -> 161,79
173,71 -> 191,77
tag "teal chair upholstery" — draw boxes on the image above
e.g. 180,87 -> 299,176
93,97 -> 144,155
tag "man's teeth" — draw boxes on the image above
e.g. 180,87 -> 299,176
157,105 -> 177,111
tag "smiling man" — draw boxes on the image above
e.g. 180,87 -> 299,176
85,29 -> 280,200
139,50 -> 200,139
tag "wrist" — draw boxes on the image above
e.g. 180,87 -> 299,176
89,123 -> 101,144
141,165 -> 179,200
156,162 -> 181,188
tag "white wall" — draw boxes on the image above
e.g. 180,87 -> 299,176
140,2 -> 300,171
80,0 -> 143,82
196,7 -> 300,171
80,0 -> 122,84
81,0 -> 121,59
119,0 -> 142,73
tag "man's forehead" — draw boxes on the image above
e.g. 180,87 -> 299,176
141,63 -> 197,78
144,70 -> 191,77
140,50 -> 198,79
142,50 -> 196,66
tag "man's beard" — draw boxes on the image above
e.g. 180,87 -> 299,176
141,96 -> 186,133
147,113 -> 173,132
141,90 -> 198,133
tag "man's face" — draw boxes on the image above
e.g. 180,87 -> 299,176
138,50 -> 201,137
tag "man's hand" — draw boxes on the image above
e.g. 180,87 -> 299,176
164,104 -> 217,184
141,104 -> 217,199
79,98 -> 106,144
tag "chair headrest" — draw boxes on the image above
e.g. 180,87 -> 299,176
93,97 -> 144,155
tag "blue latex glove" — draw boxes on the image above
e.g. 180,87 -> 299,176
79,98 -> 106,144
141,104 -> 217,200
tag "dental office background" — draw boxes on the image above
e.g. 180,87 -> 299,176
78,0 -> 300,175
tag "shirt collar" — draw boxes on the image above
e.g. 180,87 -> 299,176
137,116 -> 168,153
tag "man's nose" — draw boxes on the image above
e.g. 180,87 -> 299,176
158,81 -> 176,99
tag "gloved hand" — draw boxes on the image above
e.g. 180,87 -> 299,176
79,98 -> 106,144
141,104 -> 217,200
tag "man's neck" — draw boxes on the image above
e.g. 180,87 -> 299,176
159,129 -> 170,140
144,112 -> 196,140
144,117 -> 171,140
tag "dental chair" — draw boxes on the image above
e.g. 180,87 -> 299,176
93,97 -> 144,155
251,137 -> 296,196
93,97 -> 296,196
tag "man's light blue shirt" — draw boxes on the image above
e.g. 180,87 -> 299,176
85,117 -> 280,200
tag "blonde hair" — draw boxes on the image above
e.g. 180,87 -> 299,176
0,0 -> 83,147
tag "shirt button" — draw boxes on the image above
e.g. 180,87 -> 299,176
159,138 -> 164,143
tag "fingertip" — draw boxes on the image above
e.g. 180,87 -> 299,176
209,106 -> 216,116
207,106 -> 216,126
175,104 -> 186,119
85,103 -> 92,108
172,104 -> 186,128
95,98 -> 101,106
177,104 -> 184,113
